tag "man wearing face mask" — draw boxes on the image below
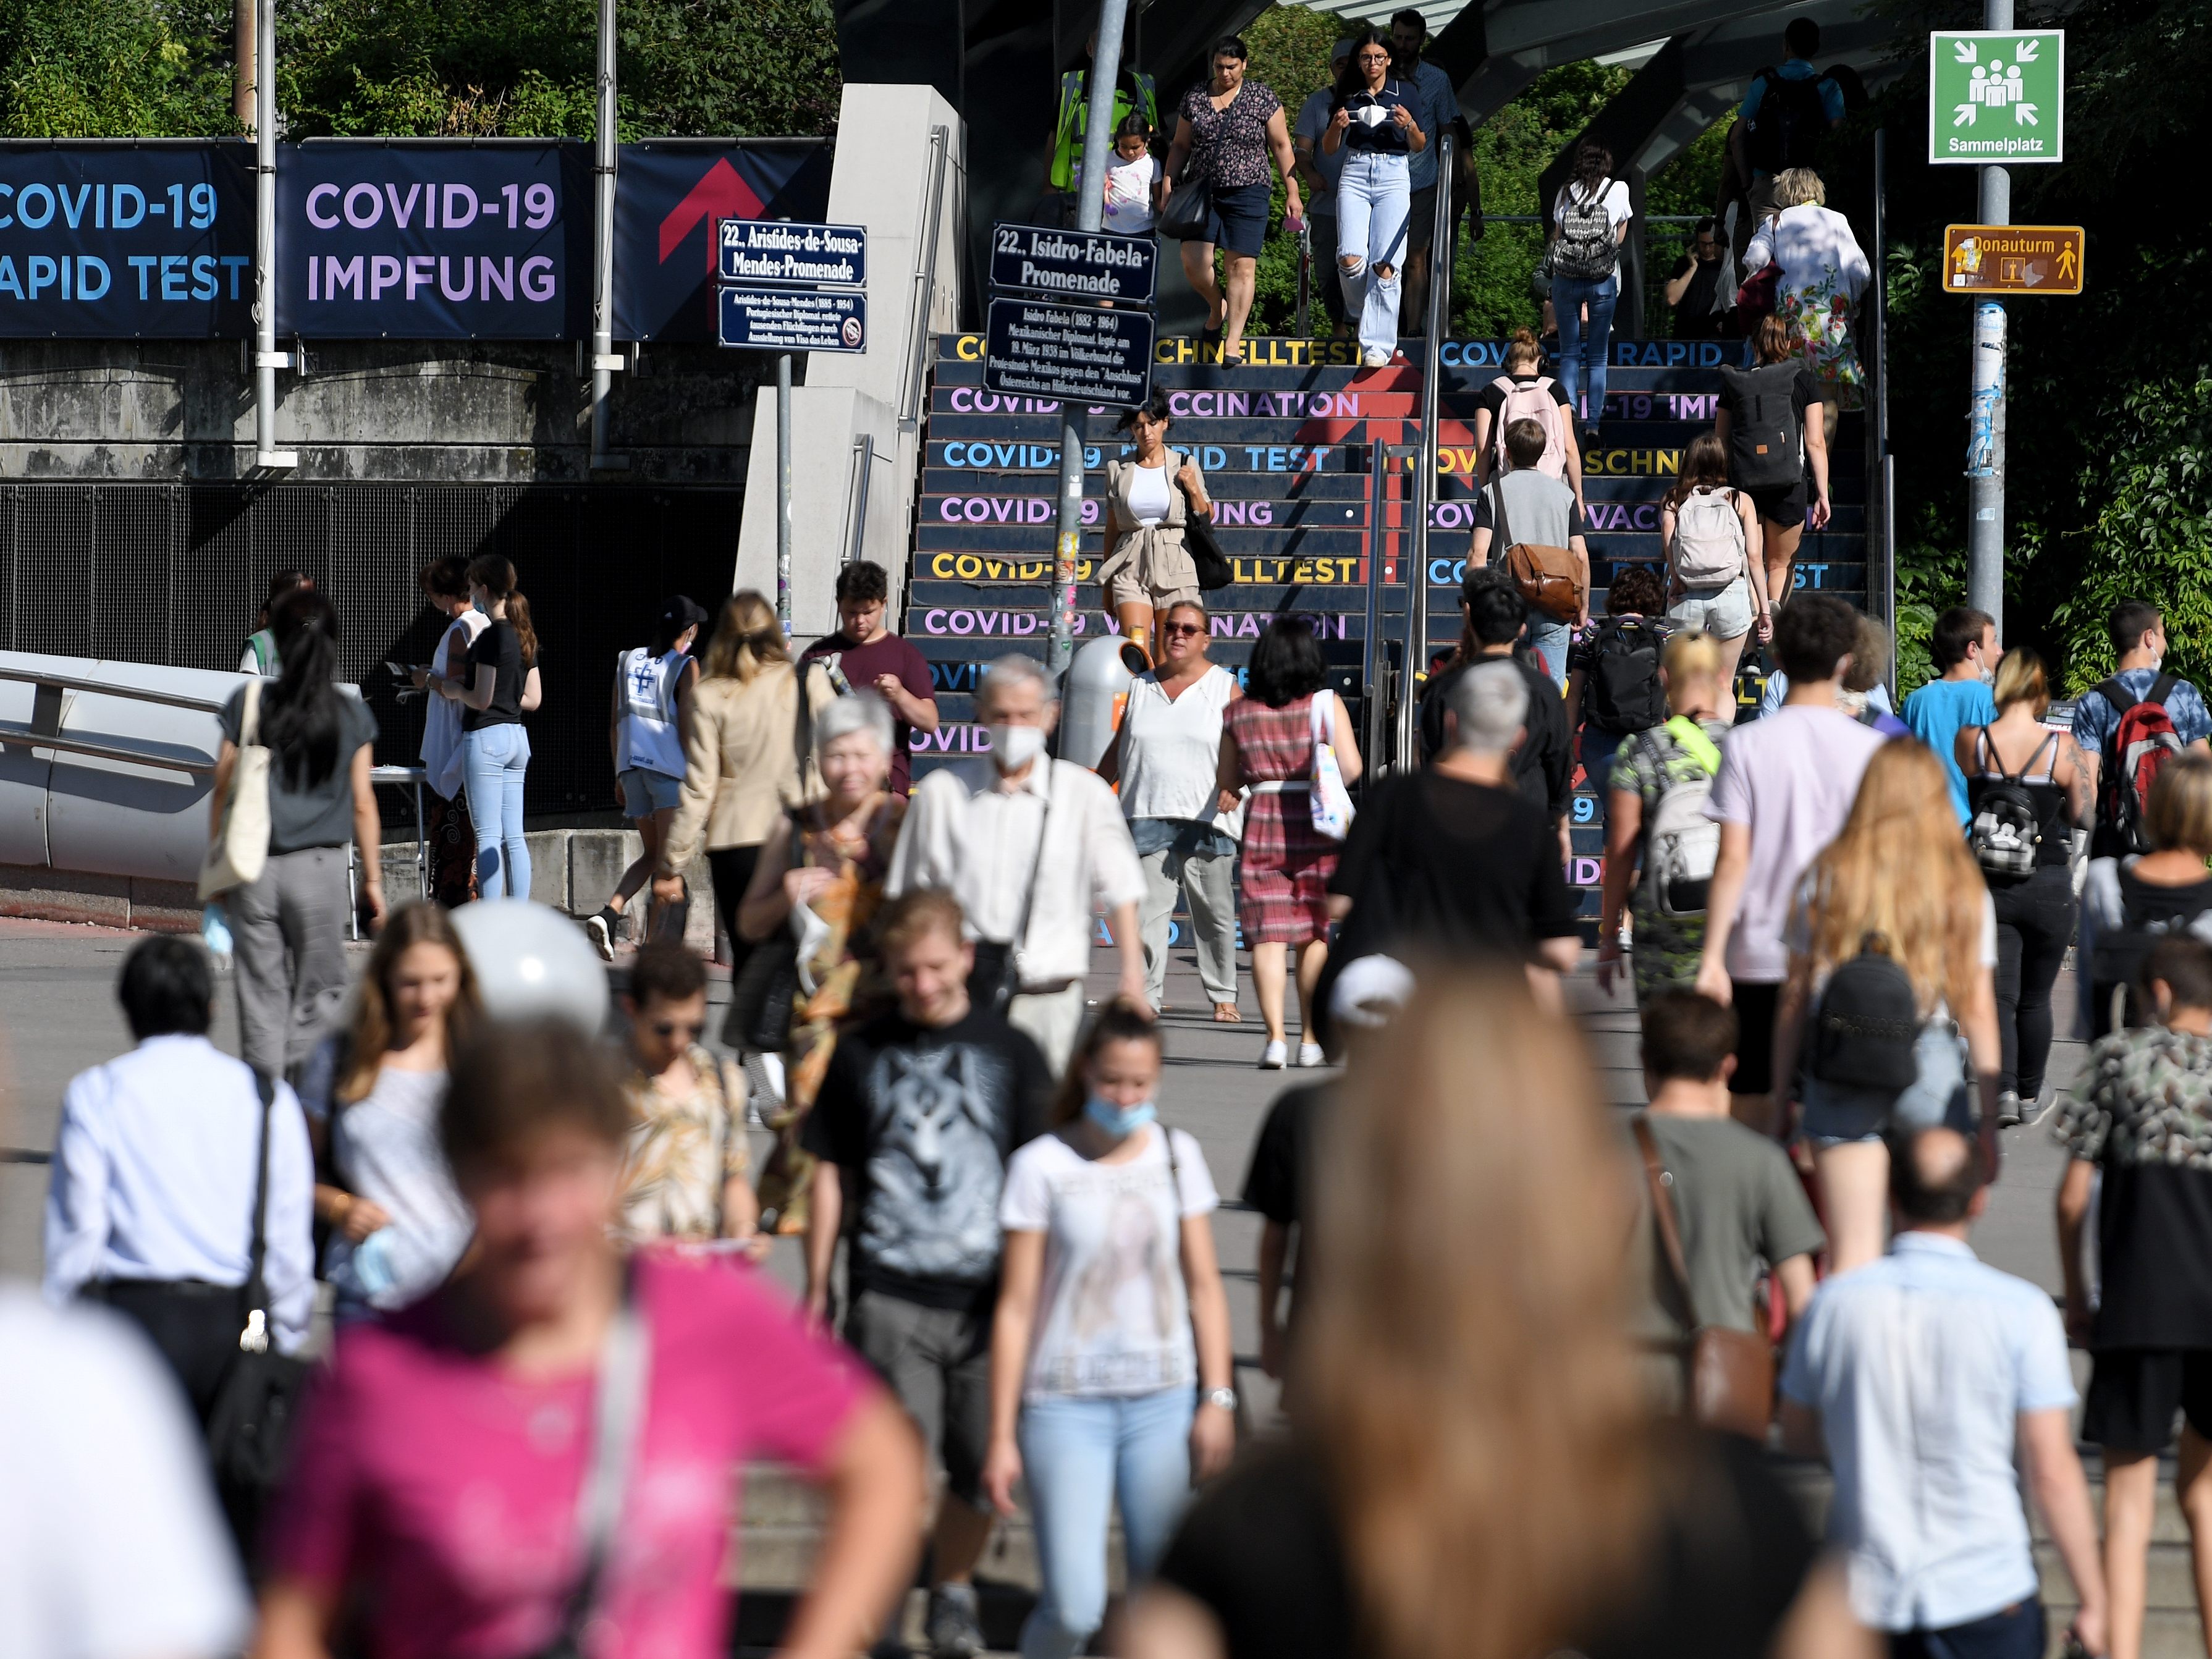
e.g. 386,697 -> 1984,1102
887,654 -> 1150,1074
1902,606 -> 2003,825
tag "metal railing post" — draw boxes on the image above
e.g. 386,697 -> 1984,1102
1394,133 -> 1451,772
900,125 -> 952,433
1362,438 -> 1390,769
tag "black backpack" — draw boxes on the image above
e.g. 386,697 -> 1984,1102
2089,876 -> 2212,1037
1718,361 -> 1805,491
1808,935 -> 1921,1093
1966,731 -> 2053,883
1585,616 -> 1668,735
1744,69 -> 1831,174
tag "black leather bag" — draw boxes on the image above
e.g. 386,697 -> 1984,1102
1184,513 -> 1233,591
965,781 -> 1055,1018
204,1071 -> 312,1542
725,821 -> 808,1053
1158,173 -> 1213,241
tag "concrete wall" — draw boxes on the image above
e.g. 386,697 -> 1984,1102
0,337 -> 768,484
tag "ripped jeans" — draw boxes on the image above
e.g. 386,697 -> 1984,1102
1335,150 -> 1411,358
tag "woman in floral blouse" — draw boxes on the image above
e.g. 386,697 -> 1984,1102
1742,167 -> 1871,429
1162,34 -> 1302,366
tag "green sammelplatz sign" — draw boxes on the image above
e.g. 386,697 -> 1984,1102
1928,30 -> 2064,164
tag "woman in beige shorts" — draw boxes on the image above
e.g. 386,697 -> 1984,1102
1101,390 -> 1214,664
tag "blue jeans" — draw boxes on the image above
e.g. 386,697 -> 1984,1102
1892,1600 -> 2045,1659
1017,1388 -> 1195,1659
1527,615 -> 1572,690
1335,151 -> 1411,358
463,724 -> 532,900
1551,271 -> 1619,431
1580,725 -> 1627,803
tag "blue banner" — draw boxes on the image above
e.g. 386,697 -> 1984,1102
276,142 -> 590,339
0,142 -> 252,336
612,141 -> 832,342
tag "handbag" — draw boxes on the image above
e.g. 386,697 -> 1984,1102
725,821 -> 808,1052
1490,479 -> 1583,625
198,678 -> 272,901
1307,689 -> 1355,842
1184,513 -> 1233,593
529,1265 -> 651,1659
1736,257 -> 1783,320
1157,172 -> 1214,242
1633,1117 -> 1775,1440
204,1070 -> 313,1540
968,775 -> 1055,1016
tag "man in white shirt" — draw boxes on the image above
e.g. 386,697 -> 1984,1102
889,654 -> 1149,1073
1695,594 -> 1885,1134
0,1285 -> 251,1659
44,936 -> 316,1421
1781,1128 -> 2108,1659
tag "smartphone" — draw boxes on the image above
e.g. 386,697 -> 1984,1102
384,660 -> 429,677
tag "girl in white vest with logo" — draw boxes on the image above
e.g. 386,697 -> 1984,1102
589,595 -> 706,960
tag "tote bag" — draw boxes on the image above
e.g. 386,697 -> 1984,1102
198,680 -> 272,901
1307,689 -> 1356,842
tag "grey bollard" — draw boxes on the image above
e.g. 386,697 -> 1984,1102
1058,635 -> 1146,772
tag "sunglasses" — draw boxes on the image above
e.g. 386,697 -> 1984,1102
651,1020 -> 706,1040
1163,622 -> 1205,637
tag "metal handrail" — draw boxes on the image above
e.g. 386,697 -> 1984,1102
899,124 -> 952,432
843,432 -> 889,567
1395,132 -> 1454,774
1361,439 -> 1391,768
0,664 -> 229,715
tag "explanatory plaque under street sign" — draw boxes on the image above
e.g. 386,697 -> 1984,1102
983,297 -> 1154,406
718,285 -> 865,353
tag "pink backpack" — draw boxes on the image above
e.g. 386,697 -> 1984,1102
1488,376 -> 1569,479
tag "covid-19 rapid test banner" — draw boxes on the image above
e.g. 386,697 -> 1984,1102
0,138 -> 827,340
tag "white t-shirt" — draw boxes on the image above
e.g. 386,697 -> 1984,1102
1119,664 -> 1238,825
1100,151 -> 1159,232
1553,177 -> 1632,232
0,1288 -> 250,1659
1125,462 -> 1174,526
1000,1125 -> 1218,1399
1702,704 -> 1887,982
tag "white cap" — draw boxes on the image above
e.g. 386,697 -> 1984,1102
1332,954 -> 1414,1029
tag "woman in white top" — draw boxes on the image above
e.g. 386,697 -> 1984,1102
409,557 -> 489,906
588,594 -> 706,961
1768,740 -> 2001,1273
1743,166 -> 1872,435
1099,599 -> 1240,1021
302,902 -> 479,1323
1660,431 -> 1770,691
1545,137 -> 1632,439
1100,390 -> 1215,665
985,1002 -> 1235,1659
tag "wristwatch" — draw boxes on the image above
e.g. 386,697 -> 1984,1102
1204,1386 -> 1238,1414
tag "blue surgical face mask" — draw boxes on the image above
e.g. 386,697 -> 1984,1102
1084,1096 -> 1158,1138
471,596 -> 489,617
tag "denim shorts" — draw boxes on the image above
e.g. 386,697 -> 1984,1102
618,767 -> 682,817
1203,181 -> 1273,258
1670,577 -> 1754,641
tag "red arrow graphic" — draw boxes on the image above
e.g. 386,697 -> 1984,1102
659,158 -> 765,272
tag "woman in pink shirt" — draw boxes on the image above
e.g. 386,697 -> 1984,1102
250,1019 -> 923,1659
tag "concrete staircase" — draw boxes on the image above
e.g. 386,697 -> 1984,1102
903,332 -> 1868,924
730,1453 -> 2203,1658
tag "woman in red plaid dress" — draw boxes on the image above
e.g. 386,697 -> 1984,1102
1218,617 -> 1364,1070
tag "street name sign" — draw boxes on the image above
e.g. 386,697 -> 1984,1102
989,222 -> 1158,305
716,219 -> 867,288
1943,224 -> 2084,295
983,297 -> 1154,407
1930,31 -> 2064,164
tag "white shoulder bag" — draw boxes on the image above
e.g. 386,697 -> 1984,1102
198,679 -> 273,900
1307,688 -> 1356,842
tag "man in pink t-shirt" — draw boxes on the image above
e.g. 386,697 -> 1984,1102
1696,594 -> 1888,1136
256,1019 -> 924,1659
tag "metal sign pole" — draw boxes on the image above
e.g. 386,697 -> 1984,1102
250,0 -> 293,470
589,0 -> 628,471
1965,0 -> 2012,640
1047,0 -> 1131,677
777,351 -> 794,632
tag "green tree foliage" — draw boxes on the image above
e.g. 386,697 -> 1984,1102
0,0 -> 237,136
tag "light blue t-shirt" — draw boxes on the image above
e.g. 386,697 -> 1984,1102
1781,1233 -> 2075,1632
1902,677 -> 1999,823
1404,59 -> 1459,191
1758,670 -> 1894,719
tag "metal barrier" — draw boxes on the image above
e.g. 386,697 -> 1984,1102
1395,132 -> 1455,773
899,124 -> 953,433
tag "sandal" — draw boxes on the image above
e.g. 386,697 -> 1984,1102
1212,1002 -> 1243,1023
1200,321 -> 1223,356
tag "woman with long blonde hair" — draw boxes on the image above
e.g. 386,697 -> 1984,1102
1770,740 -> 2001,1272
1125,968 -> 1865,1659
655,589 -> 832,1006
301,901 -> 481,1321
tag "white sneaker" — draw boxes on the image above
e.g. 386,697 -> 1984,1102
1361,347 -> 1392,368
1298,1042 -> 1325,1068
1259,1039 -> 1288,1070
